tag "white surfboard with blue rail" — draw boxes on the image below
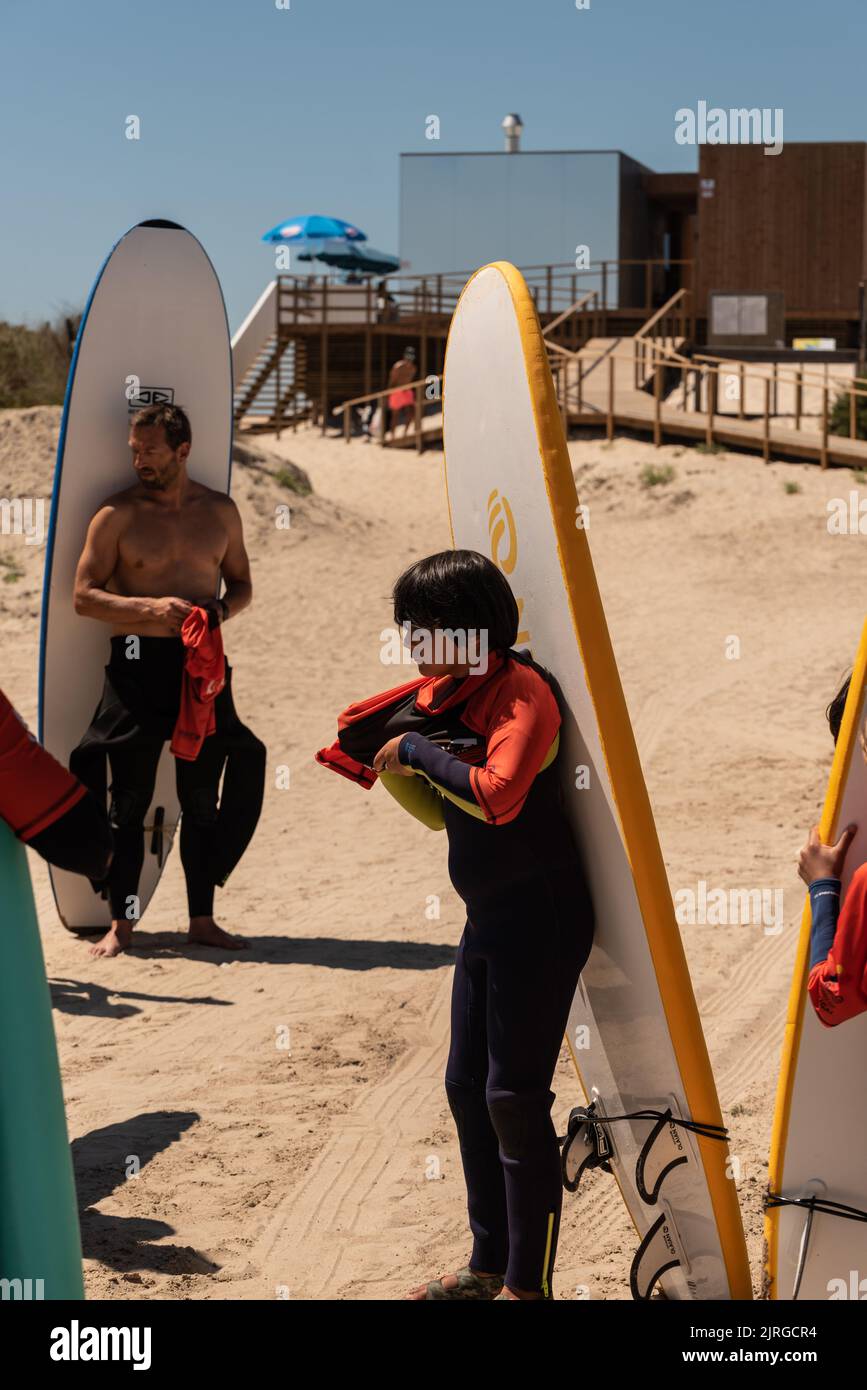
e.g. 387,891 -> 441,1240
39,220 -> 233,931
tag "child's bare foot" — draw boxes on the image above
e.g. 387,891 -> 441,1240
406,1267 -> 504,1300
88,922 -> 135,958
188,916 -> 248,950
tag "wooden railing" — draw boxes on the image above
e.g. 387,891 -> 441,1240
273,258 -> 694,331
324,327 -> 866,467
330,377 -> 438,452
554,336 -> 865,465
633,289 -> 692,389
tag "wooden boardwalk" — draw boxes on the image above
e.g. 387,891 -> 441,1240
555,337 -> 866,468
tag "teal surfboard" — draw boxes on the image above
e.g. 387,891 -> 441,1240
0,823 -> 84,1299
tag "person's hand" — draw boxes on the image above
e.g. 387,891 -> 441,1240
148,596 -> 194,633
202,598 -> 227,630
798,823 -> 857,886
373,735 -> 414,776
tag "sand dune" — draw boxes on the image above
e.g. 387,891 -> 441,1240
2,408 -> 863,1298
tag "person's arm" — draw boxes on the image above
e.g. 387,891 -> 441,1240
214,497 -> 252,622
73,504 -> 191,629
378,769 -> 445,830
807,878 -> 840,968
396,676 -> 560,826
0,691 -> 112,879
799,824 -> 867,1026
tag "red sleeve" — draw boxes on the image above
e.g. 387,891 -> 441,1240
465,663 -> 561,825
808,861 -> 867,1027
0,689 -> 87,840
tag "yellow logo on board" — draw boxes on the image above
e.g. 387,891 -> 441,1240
487,488 -> 529,646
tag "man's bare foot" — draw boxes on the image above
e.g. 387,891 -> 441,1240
89,922 -> 135,958
188,916 -> 249,950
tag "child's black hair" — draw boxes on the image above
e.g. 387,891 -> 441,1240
827,675 -> 851,745
392,549 -> 519,652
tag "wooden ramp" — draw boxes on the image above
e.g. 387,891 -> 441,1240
552,337 -> 867,468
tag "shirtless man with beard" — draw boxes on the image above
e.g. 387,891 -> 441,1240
71,401 -> 265,958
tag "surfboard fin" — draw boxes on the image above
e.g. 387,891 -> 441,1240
149,806 -> 166,866
635,1108 -> 690,1205
560,1102 -> 614,1192
629,1210 -> 682,1300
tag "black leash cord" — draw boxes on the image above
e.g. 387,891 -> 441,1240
765,1191 -> 867,1224
559,1108 -> 728,1146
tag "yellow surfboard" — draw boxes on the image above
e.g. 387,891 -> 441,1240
443,262 -> 751,1300
766,618 -> 867,1299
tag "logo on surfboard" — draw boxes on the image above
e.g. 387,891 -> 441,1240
127,387 -> 175,412
487,489 -> 529,646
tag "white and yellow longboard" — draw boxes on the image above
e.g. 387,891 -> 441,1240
766,619 -> 867,1299
443,262 -> 751,1300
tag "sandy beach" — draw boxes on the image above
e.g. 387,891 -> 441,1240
2,408 -> 863,1300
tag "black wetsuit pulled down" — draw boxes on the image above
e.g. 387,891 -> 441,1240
70,636 -> 265,921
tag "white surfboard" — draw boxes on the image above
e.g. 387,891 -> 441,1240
766,618 -> 867,1299
39,220 -> 233,931
443,262 -> 751,1300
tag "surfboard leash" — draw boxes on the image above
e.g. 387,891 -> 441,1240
561,1103 -> 730,1301
765,1191 -> 867,1223
560,1101 -> 729,1198
765,1191 -> 867,1299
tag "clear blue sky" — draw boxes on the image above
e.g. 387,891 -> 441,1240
1,0 -> 864,333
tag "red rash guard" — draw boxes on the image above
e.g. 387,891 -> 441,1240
0,688 -> 87,840
808,862 -> 867,1027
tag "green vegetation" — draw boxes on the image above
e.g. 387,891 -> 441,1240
0,314 -> 80,409
639,462 -> 675,488
830,378 -> 867,440
783,480 -> 802,495
0,554 -> 24,584
275,465 -> 312,495
695,441 -> 726,455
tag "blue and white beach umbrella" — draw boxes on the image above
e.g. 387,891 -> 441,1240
261,214 -> 367,244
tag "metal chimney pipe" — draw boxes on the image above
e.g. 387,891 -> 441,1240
502,113 -> 524,153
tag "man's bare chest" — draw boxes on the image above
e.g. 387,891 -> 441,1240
118,506 -> 227,573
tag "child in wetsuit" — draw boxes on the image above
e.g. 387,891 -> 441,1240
797,675 -> 867,1027
372,550 -> 594,1301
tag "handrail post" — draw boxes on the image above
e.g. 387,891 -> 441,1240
795,368 -> 803,430
654,362 -> 662,447
275,277 -> 282,439
320,277 -> 329,436
379,391 -> 388,447
577,356 -> 584,415
607,354 -> 615,441
601,263 -> 608,336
